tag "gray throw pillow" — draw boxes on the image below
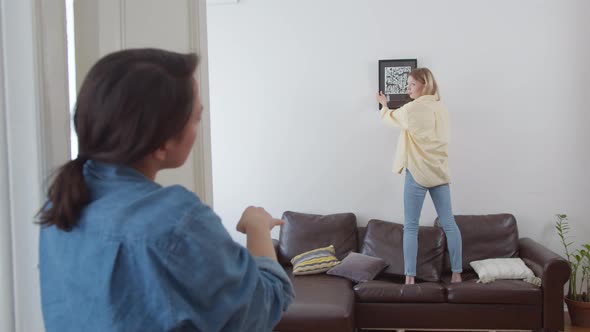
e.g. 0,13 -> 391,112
327,252 -> 388,283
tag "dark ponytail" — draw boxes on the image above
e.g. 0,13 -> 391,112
38,157 -> 90,230
38,49 -> 198,230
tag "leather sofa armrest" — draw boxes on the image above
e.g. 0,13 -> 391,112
519,237 -> 571,332
272,238 -> 283,264
272,238 -> 280,256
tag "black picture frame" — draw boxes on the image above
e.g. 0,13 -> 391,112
378,59 -> 417,109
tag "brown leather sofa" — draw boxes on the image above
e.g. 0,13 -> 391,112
272,212 -> 571,332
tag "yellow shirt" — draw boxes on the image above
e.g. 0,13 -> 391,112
380,95 -> 450,188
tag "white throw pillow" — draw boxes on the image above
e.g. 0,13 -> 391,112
469,258 -> 541,286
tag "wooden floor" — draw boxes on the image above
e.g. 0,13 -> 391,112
565,312 -> 590,332
360,312 -> 589,332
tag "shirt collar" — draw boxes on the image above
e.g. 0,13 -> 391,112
83,159 -> 149,182
416,95 -> 438,102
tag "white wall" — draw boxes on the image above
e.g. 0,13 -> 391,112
207,0 -> 590,255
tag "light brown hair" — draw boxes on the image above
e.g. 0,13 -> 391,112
409,67 -> 440,100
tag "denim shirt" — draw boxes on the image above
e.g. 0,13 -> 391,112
39,161 -> 294,332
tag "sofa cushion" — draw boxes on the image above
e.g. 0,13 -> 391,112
470,257 -> 540,285
443,273 -> 541,305
354,280 -> 446,303
291,245 -> 341,275
278,211 -> 357,266
435,214 -> 519,273
326,252 -> 388,283
360,219 -> 446,282
274,268 -> 355,332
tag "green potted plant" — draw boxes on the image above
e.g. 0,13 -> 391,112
555,214 -> 590,327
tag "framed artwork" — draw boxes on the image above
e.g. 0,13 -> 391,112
378,59 -> 417,109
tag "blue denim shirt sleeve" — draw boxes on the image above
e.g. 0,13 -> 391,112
39,162 -> 294,332
152,202 -> 294,332
252,256 -> 296,325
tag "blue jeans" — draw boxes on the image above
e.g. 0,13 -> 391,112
403,170 -> 462,276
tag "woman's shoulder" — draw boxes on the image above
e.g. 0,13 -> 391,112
399,99 -> 424,114
146,186 -> 228,254
414,95 -> 446,108
139,184 -> 204,218
94,184 -> 214,243
158,184 -> 202,205
152,185 -> 222,226
150,184 -> 213,224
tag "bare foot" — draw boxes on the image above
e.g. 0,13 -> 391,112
451,272 -> 462,283
405,275 -> 415,285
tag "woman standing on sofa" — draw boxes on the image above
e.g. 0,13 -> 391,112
38,48 -> 294,331
376,68 -> 462,285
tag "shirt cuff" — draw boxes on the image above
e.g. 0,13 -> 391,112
253,256 -> 290,280
380,106 -> 391,118
253,256 -> 295,308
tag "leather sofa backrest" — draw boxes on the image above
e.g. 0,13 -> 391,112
358,226 -> 367,248
360,219 -> 446,282
435,213 -> 519,273
278,211 -> 358,266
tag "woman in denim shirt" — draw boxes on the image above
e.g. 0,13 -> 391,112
38,49 -> 294,332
